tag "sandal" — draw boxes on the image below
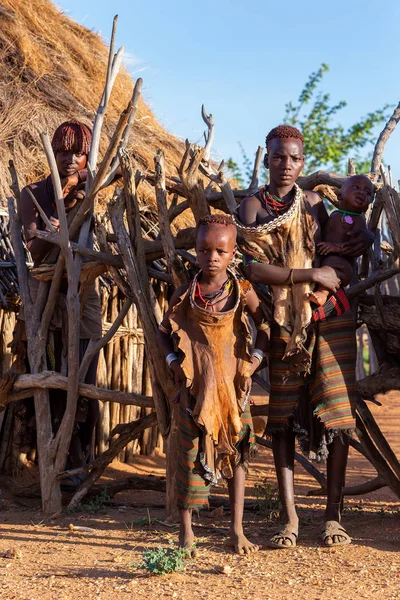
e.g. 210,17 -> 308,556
321,520 -> 351,547
267,524 -> 298,549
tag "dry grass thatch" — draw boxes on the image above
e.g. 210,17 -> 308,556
0,0 -> 186,208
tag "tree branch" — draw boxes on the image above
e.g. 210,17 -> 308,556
154,149 -> 188,288
371,101 -> 400,176
68,412 -> 158,509
4,371 -> 154,409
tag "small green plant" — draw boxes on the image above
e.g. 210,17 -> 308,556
67,489 -> 111,514
134,540 -> 191,575
131,517 -> 152,527
254,478 -> 281,518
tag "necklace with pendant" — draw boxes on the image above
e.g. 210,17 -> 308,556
337,208 -> 360,225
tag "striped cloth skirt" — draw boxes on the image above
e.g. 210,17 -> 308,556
266,310 -> 357,459
177,390 -> 255,511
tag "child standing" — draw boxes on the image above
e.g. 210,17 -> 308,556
157,215 -> 269,556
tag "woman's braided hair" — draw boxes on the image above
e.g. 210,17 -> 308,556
51,120 -> 92,155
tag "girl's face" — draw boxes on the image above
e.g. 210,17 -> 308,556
195,225 -> 236,277
56,150 -> 87,178
265,138 -> 304,188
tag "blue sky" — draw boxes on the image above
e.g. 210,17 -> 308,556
58,0 -> 400,181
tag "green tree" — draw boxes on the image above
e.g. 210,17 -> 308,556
284,63 -> 389,174
227,64 -> 390,184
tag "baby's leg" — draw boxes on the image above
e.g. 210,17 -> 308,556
309,255 -> 353,306
227,465 -> 259,554
308,287 -> 330,306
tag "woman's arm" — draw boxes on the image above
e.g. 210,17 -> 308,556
237,195 -> 262,226
246,262 -> 341,292
239,191 -> 340,291
20,186 -> 58,264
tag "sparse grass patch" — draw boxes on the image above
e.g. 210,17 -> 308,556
66,489 -> 111,514
254,478 -> 281,519
133,540 -> 191,575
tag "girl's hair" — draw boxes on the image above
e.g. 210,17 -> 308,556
266,125 -> 304,148
197,214 -> 236,229
51,120 -> 92,155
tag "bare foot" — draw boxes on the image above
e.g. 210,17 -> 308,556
227,531 -> 259,555
179,527 -> 197,558
308,289 -> 329,306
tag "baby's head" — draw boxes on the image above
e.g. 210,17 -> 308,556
339,175 -> 374,214
195,214 -> 237,276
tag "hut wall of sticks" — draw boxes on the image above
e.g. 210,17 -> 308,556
1,1 -> 400,516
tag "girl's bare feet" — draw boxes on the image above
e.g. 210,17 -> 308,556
227,529 -> 259,555
179,509 -> 197,557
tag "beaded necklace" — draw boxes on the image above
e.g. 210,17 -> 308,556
336,208 -> 361,225
195,276 -> 234,309
260,187 -> 295,215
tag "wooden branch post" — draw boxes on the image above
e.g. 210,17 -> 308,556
154,148 -> 188,519
4,53 -> 400,516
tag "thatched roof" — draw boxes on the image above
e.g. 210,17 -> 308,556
0,0 -> 186,206
0,209 -> 20,309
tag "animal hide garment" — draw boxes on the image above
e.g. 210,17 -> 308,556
234,184 -> 316,367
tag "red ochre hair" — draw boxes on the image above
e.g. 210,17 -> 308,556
51,121 -> 92,155
197,214 -> 236,229
266,125 -> 304,148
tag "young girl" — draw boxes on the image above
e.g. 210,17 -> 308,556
157,214 -> 269,556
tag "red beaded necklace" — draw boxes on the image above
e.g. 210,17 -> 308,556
195,277 -> 233,309
260,187 -> 294,214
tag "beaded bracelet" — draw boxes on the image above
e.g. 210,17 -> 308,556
251,349 -> 264,364
166,352 -> 178,368
257,321 -> 269,332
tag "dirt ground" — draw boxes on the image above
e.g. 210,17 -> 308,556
0,389 -> 399,600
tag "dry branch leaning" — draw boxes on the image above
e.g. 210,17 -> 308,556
5,371 -> 154,409
3,21 -> 400,512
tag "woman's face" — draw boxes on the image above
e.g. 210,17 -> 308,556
56,150 -> 87,178
265,138 -> 304,188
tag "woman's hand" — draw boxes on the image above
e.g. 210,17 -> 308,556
313,265 -> 341,291
170,360 -> 185,384
317,241 -> 344,256
45,215 -> 60,233
248,356 -> 262,376
61,174 -> 79,196
340,229 -> 374,257
63,182 -> 86,211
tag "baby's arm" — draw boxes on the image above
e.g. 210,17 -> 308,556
317,212 -> 352,255
317,213 -> 367,256
245,287 -> 269,374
